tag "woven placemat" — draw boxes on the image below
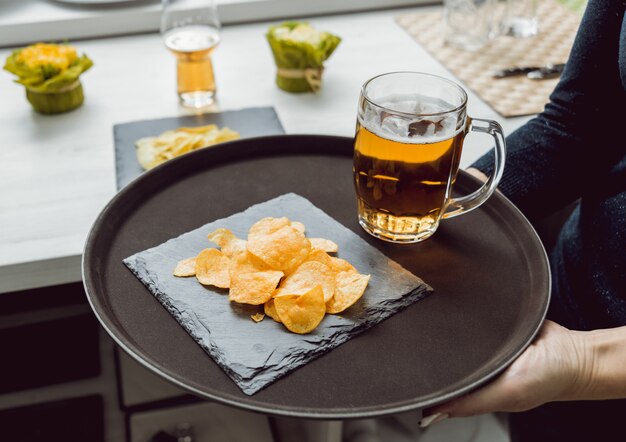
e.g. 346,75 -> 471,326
396,0 -> 582,117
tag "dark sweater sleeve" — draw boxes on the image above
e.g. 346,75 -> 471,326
472,0 -> 626,221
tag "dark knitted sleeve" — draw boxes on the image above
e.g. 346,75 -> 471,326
472,0 -> 626,221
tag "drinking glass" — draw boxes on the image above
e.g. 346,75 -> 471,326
443,0 -> 494,51
161,0 -> 221,109
353,72 -> 506,243
506,0 -> 539,38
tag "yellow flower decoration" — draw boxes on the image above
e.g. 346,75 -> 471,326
4,42 -> 93,114
17,43 -> 78,71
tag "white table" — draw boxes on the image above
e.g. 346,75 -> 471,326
0,0 -> 425,48
0,5 -> 532,294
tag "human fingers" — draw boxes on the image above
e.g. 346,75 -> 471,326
420,321 -> 580,426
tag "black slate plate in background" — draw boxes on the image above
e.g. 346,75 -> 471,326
83,135 -> 550,419
123,193 -> 432,395
113,107 -> 284,189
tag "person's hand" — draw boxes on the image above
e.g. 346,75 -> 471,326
420,320 -> 593,426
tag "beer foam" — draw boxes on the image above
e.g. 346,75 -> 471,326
164,25 -> 220,52
360,94 -> 464,144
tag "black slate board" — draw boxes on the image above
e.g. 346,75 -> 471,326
123,193 -> 432,395
113,107 -> 284,190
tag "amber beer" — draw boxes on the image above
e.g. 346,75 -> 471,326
164,25 -> 220,106
353,119 -> 465,242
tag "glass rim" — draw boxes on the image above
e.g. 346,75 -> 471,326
361,71 -> 468,118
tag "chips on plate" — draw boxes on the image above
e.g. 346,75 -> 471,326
303,248 -> 334,268
207,228 -> 247,257
274,261 -> 335,302
251,313 -> 265,323
326,271 -> 371,314
173,217 -> 370,333
274,286 -> 326,334
195,248 -> 230,288
264,298 -> 281,323
309,238 -> 338,253
247,219 -> 311,273
136,124 -> 240,170
229,252 -> 284,305
173,256 -> 196,277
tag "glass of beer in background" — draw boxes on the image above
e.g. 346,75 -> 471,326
354,72 -> 506,243
161,0 -> 221,109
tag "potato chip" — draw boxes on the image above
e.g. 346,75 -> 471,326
173,257 -> 196,277
274,285 -> 326,334
178,124 -> 219,134
291,221 -> 305,233
264,299 -> 281,323
172,217 -> 368,334
330,257 -> 357,274
248,217 -> 291,238
229,250 -> 272,273
228,252 -> 283,305
303,248 -> 334,268
195,248 -> 230,288
136,140 -> 160,170
135,124 -> 240,170
274,261 -> 335,302
251,313 -> 265,323
229,270 -> 284,305
207,228 -> 247,257
309,238 -> 339,253
247,221 -> 311,273
326,272 -> 370,314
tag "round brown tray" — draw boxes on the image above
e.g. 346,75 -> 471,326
83,135 -> 550,419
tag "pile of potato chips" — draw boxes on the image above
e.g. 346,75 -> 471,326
173,217 -> 370,334
136,124 -> 240,170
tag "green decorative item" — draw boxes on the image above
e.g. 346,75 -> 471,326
4,43 -> 93,114
266,22 -> 341,93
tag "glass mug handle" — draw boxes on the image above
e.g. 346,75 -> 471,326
442,117 -> 506,219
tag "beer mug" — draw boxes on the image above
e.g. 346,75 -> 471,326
353,72 -> 506,243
